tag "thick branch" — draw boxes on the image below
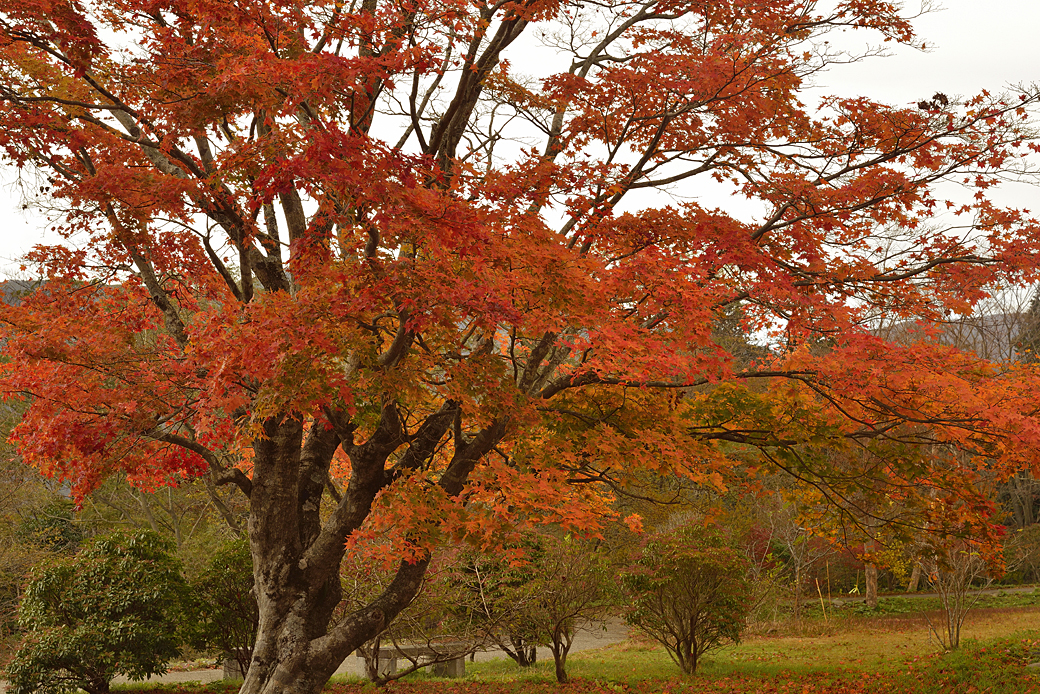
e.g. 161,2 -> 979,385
429,10 -> 531,169
439,418 -> 508,496
298,421 -> 343,548
144,429 -> 252,497
392,400 -> 459,476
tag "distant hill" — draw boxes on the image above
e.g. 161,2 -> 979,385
876,312 -> 1026,363
0,279 -> 42,306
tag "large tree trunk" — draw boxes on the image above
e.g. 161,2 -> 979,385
229,408 -> 504,694
908,563 -> 922,592
864,537 -> 878,609
864,562 -> 878,609
241,558 -> 429,694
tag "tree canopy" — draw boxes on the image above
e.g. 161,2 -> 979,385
2,0 -> 1040,692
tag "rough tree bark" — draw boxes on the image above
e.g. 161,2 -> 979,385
864,561 -> 879,610
234,409 -> 505,693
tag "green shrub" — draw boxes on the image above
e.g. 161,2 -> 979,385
451,538 -> 546,669
455,533 -> 618,683
182,538 -> 258,676
622,524 -> 751,674
3,530 -> 187,694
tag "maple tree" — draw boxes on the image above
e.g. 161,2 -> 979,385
2,0 -> 1040,692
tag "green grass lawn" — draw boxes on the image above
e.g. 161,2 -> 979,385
803,587 -> 1040,619
114,635 -> 1040,694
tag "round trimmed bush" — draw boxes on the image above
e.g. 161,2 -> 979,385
4,530 -> 187,694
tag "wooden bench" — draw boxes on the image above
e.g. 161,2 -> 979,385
356,642 -> 468,678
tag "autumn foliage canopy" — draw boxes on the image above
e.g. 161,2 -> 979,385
2,0 -> 1040,690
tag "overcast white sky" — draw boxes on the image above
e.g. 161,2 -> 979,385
0,0 -> 1037,274
821,0 -> 1039,101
